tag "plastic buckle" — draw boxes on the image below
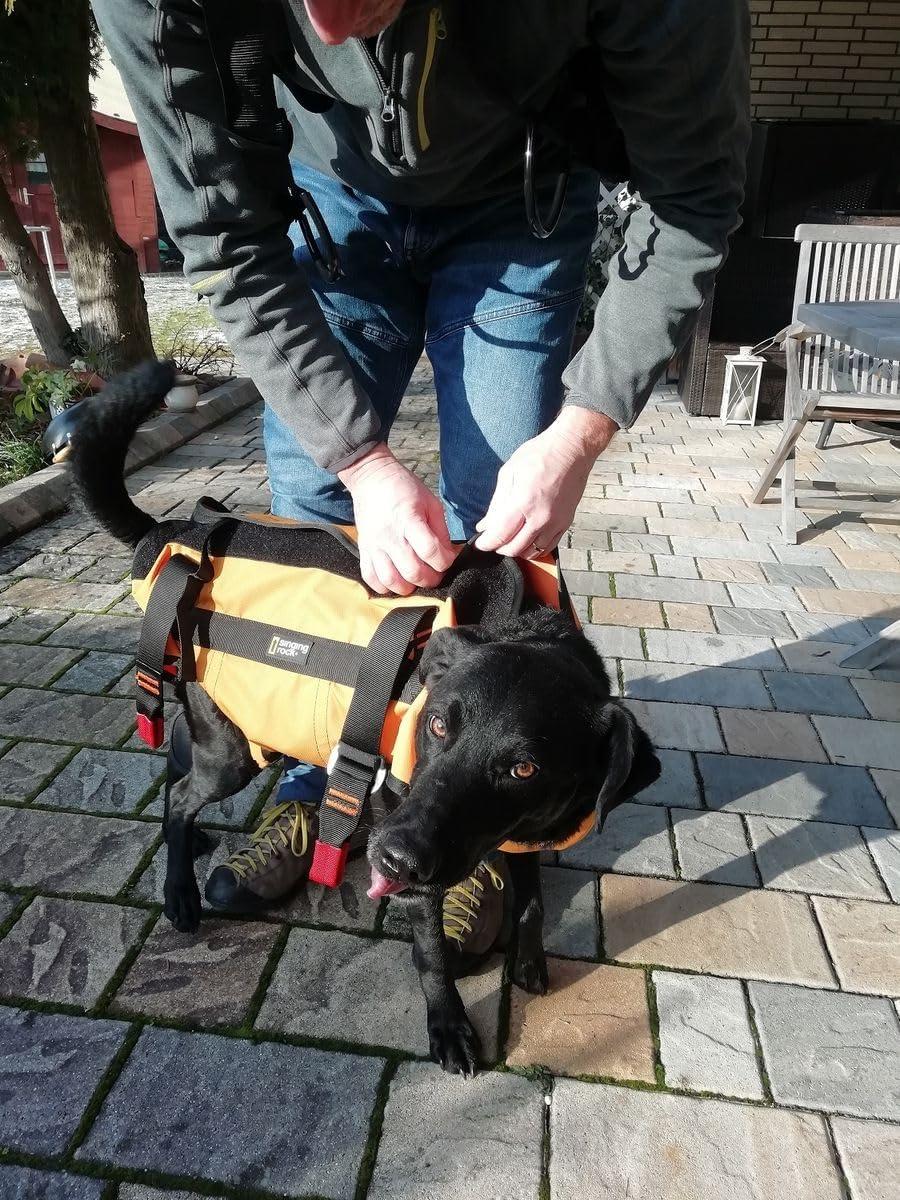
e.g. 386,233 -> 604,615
136,713 -> 165,749
326,742 -> 386,795
308,839 -> 350,888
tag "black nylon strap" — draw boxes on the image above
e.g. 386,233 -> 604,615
136,553 -> 211,717
319,604 -> 437,849
192,608 -> 365,688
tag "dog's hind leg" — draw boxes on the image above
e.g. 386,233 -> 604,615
164,684 -> 259,933
506,851 -> 549,995
407,891 -> 481,1076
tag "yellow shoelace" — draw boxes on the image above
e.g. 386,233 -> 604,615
225,802 -> 312,881
442,862 -> 505,946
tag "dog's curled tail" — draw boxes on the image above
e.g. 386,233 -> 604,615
69,359 -> 176,549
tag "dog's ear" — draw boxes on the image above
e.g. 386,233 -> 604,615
418,626 -> 488,689
594,702 -> 661,828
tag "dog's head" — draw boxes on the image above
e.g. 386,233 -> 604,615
367,609 -> 660,896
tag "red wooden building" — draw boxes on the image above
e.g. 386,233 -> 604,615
1,52 -> 160,274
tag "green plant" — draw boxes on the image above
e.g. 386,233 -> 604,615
0,416 -> 45,485
150,304 -> 235,379
14,367 -> 83,421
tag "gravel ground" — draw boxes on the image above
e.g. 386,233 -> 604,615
0,273 -> 200,357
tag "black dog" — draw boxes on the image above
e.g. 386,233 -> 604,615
69,362 -> 660,1075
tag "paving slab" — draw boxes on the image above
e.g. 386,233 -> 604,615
0,740 -> 72,800
812,897 -> 900,997
698,754 -> 892,826
0,807 -> 158,894
0,896 -> 147,1006
712,606 -> 796,638
623,698 -> 723,752
550,1080 -> 842,1200
367,1062 -> 543,1200
749,982 -> 900,1119
118,1189 -> 208,1200
661,601 -> 717,632
0,1006 -> 126,1154
698,557 -> 767,583
582,623 -> 644,659
256,926 -> 503,1060
0,688 -> 134,745
862,825 -> 900,901
644,628 -> 784,669
850,678 -> 900,722
812,716 -> 900,771
506,957 -> 655,1080
747,816 -> 887,900
718,708 -> 828,763
653,970 -> 764,1099
36,748 -> 164,814
0,610 -> 65,643
541,865 -> 599,958
0,642 -> 79,686
622,660 -> 771,709
830,1117 -> 900,1200
0,1167 -> 106,1199
870,769 -> 900,827
560,801 -> 673,875
631,748 -> 701,808
112,914 -> 279,1026
53,650 -> 132,694
591,596 -> 664,627
670,808 -> 758,886
603,874 -> 834,986
77,1026 -> 381,1196
764,671 -> 868,717
45,612 -> 141,652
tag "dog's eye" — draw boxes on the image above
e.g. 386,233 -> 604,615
428,714 -> 447,739
510,761 -> 538,780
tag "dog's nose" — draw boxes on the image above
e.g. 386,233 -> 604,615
377,838 -> 435,887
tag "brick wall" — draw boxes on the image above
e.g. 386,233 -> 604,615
750,0 -> 900,120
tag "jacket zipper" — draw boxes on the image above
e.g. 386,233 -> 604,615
358,37 -> 402,163
416,7 -> 446,152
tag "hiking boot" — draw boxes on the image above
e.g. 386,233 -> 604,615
442,857 -> 511,971
204,802 -> 317,912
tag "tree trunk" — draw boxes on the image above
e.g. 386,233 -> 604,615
0,173 -> 73,364
36,90 -> 154,374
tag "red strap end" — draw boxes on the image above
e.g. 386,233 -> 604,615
136,714 -> 165,749
309,839 -> 350,888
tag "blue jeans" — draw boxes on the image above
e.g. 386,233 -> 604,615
265,162 -> 600,538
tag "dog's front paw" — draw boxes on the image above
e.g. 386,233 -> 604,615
428,1013 -> 481,1077
512,949 -> 549,995
164,881 -> 202,933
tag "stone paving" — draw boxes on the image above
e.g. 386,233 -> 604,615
0,362 -> 899,1198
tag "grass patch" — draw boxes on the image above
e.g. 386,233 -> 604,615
0,415 -> 45,487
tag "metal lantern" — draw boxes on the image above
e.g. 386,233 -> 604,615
721,345 -> 765,426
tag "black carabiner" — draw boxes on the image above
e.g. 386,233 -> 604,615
291,184 -> 342,282
523,122 -> 570,240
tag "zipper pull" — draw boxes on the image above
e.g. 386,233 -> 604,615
434,8 -> 447,39
381,91 -> 397,123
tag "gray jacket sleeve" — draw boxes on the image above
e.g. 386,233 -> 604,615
91,0 -> 381,473
563,0 -> 750,429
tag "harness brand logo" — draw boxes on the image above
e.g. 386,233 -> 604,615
267,635 -> 312,663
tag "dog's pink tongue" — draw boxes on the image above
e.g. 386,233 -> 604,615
367,867 -> 407,900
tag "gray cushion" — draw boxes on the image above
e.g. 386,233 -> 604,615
797,301 -> 900,360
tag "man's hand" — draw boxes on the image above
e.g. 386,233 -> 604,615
475,407 -> 618,558
339,443 -> 456,595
